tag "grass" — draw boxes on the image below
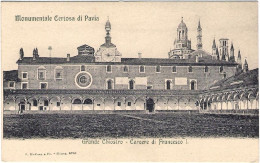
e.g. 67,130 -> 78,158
3,113 -> 259,139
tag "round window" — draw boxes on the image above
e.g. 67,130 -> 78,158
75,72 -> 92,88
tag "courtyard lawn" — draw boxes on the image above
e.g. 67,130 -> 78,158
3,113 -> 259,139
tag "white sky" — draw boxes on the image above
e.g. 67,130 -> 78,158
1,2 -> 258,70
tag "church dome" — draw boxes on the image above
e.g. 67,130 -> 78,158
178,17 -> 187,29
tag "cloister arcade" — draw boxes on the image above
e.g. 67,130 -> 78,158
3,93 -> 199,112
199,87 -> 259,111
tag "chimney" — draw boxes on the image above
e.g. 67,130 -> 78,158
195,55 -> 199,63
19,48 -> 24,60
138,52 -> 142,59
32,48 -> 36,60
67,54 -> 70,61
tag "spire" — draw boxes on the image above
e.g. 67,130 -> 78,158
230,42 -> 234,50
212,38 -> 216,49
243,59 -> 248,72
237,50 -> 241,64
196,19 -> 202,50
229,42 -> 235,62
198,19 -> 201,29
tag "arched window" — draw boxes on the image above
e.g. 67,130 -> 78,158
81,65 -> 85,71
204,66 -> 208,73
38,66 -> 46,80
219,66 -> 223,73
188,66 -> 192,73
55,66 -> 63,79
139,65 -> 145,73
129,80 -> 134,90
190,80 -> 196,90
166,80 -> 171,90
156,65 -> 161,73
83,99 -> 93,104
107,79 -> 113,90
106,65 -> 112,72
172,66 -> 177,73
123,66 -> 128,72
73,99 -> 82,104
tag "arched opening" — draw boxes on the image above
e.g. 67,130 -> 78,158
190,80 -> 196,90
123,66 -> 128,72
107,80 -> 113,90
81,65 -> 85,71
129,80 -> 134,90
140,65 -> 145,73
73,98 -> 82,104
146,98 -> 154,112
156,65 -> 161,73
83,99 -> 93,104
166,80 -> 171,90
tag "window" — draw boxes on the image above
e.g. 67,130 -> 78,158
139,65 -> 145,73
204,66 -> 209,73
44,100 -> 49,106
123,66 -> 128,73
22,72 -> 28,79
190,80 -> 197,90
55,66 -> 63,80
156,65 -> 161,73
219,66 -> 224,73
56,72 -> 62,79
97,104 -> 101,106
117,102 -> 121,106
33,99 -> 38,106
147,85 -> 152,90
128,102 -> 131,106
40,83 -> 48,89
166,80 -> 171,90
188,66 -> 193,73
9,81 -> 15,88
129,80 -> 134,90
21,82 -> 28,89
107,79 -> 113,90
106,65 -> 112,73
172,66 -> 177,73
38,68 -> 46,80
81,65 -> 85,71
57,102 -> 60,107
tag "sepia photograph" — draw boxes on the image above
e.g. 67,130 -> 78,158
1,1 -> 259,162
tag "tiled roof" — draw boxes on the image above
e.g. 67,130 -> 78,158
17,55 -> 238,66
4,89 -> 202,96
77,44 -> 94,49
3,70 -> 19,82
209,68 -> 258,90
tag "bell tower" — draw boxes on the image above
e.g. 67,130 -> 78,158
95,18 -> 122,62
219,38 -> 229,61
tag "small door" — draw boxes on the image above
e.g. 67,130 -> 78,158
20,104 -> 25,111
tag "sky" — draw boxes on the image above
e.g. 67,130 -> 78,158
1,2 -> 258,71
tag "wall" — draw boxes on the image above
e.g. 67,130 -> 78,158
16,64 -> 237,90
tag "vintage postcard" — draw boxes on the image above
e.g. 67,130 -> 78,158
1,1 -> 259,162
